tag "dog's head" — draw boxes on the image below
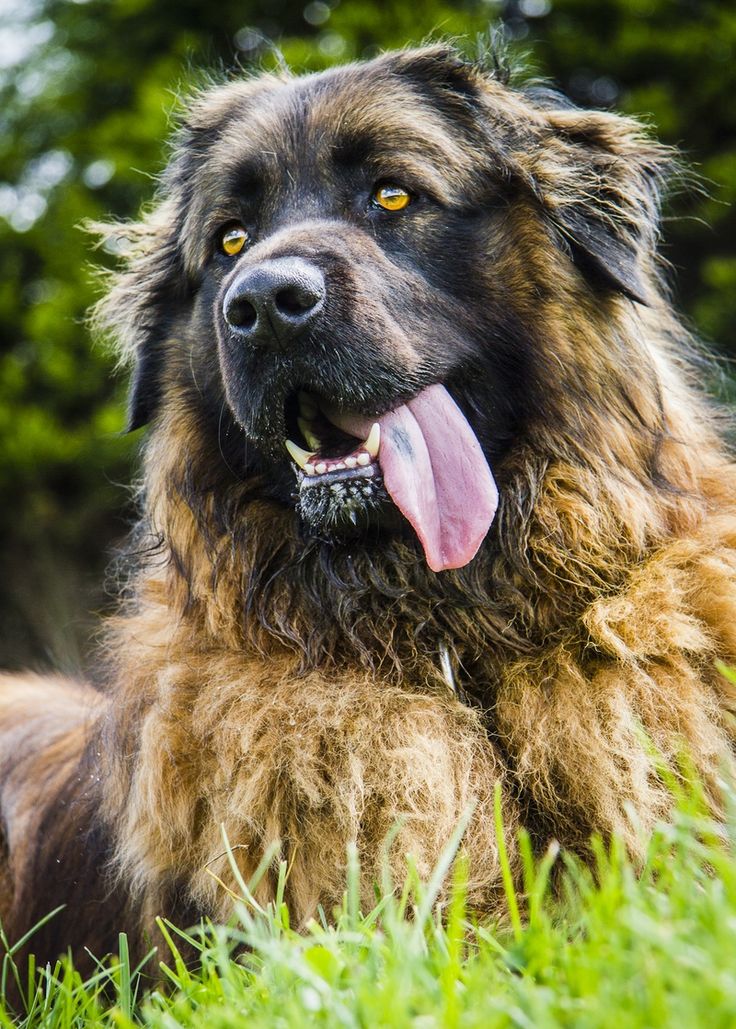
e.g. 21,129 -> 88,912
98,45 -> 671,573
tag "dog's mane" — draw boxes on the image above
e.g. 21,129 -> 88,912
109,300 -> 731,684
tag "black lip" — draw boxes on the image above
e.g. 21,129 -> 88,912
297,462 -> 380,488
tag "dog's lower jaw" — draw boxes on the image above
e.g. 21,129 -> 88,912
295,467 -> 394,537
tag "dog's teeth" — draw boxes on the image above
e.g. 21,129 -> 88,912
315,461 -> 328,475
364,422 -> 380,458
305,463 -> 316,475
345,456 -> 358,469
357,453 -> 371,467
297,391 -> 319,419
285,439 -> 317,469
297,417 -> 322,451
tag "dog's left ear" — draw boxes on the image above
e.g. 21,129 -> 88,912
529,107 -> 673,305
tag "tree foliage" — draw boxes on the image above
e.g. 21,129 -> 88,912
0,0 -> 733,666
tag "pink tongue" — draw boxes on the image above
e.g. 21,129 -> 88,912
326,384 -> 498,572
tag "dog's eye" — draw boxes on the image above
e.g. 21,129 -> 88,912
372,184 -> 412,212
220,224 -> 249,256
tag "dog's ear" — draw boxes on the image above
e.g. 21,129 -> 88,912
125,330 -> 165,433
528,106 -> 673,304
91,199 -> 185,432
392,50 -> 671,305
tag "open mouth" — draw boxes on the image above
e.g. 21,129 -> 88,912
285,390 -> 381,482
282,384 -> 500,572
284,390 -> 388,532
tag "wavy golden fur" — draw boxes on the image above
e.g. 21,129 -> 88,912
1,44 -> 736,970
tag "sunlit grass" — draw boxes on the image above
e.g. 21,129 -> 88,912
3,774 -> 736,1027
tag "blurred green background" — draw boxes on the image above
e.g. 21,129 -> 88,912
0,0 -> 734,671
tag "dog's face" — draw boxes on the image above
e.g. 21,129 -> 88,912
107,46 -> 666,572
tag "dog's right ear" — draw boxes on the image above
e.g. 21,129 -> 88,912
90,199 -> 185,432
125,330 -> 165,433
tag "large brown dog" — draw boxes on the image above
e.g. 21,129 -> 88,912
2,44 -> 736,969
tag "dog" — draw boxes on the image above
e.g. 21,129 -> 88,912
2,42 -> 736,971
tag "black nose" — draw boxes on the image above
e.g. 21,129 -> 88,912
222,257 -> 326,349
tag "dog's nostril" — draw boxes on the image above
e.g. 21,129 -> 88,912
227,298 -> 258,330
275,285 -> 322,317
222,258 -> 325,347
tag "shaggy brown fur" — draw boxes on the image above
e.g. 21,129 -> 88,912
2,44 -> 736,971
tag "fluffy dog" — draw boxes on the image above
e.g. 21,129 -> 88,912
2,44 -> 736,969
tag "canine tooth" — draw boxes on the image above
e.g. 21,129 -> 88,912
364,422 -> 380,458
357,452 -> 371,467
315,462 -> 327,475
297,417 -> 321,451
285,439 -> 317,469
298,391 -> 319,419
345,456 -> 358,469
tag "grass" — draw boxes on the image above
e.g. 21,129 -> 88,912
3,778 -> 736,1027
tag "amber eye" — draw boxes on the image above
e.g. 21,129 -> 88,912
220,224 -> 249,256
372,184 -> 412,212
